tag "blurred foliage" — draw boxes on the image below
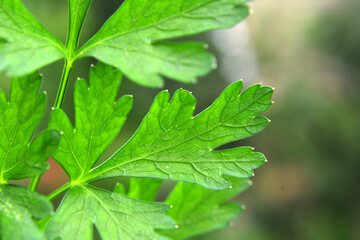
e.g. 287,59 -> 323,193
309,1 -> 360,71
213,0 -> 360,239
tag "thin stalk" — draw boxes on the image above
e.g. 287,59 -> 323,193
29,60 -> 73,192
54,60 -> 73,109
47,182 -> 71,201
29,0 -> 91,193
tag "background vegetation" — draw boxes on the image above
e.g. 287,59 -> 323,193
0,0 -> 359,239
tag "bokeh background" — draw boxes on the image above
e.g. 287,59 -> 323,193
1,0 -> 359,239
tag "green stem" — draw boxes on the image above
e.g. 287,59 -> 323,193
47,182 -> 71,201
28,175 -> 41,192
54,60 -> 73,109
29,60 -> 73,192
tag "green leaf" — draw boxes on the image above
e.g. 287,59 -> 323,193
85,81 -> 273,190
113,182 -> 126,195
78,0 -> 251,87
0,184 -> 53,240
127,177 -> 163,202
48,63 -> 272,238
66,0 -> 92,56
159,178 -> 251,239
0,0 -> 65,76
45,185 -> 175,240
0,72 -> 60,182
49,62 -> 133,180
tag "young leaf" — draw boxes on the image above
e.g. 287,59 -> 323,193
49,62 -> 133,180
45,185 -> 175,240
85,81 -> 273,190
77,0 -> 251,87
0,184 -> 53,240
0,0 -> 65,76
159,178 -> 251,239
0,72 -> 60,183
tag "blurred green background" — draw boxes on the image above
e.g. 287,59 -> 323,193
1,0 -> 359,239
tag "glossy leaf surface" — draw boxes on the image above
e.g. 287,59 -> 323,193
0,0 -> 65,76
79,0 -> 251,87
0,72 -> 60,182
87,81 -> 273,190
45,185 -> 175,240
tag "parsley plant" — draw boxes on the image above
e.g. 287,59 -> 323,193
0,0 -> 273,239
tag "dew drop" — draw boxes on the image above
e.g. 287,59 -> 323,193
175,225 -> 179,229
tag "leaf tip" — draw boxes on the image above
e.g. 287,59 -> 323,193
212,63 -> 218,70
249,7 -> 254,15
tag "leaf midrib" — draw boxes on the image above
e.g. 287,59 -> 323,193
0,82 -> 29,181
81,185 -> 137,240
76,0 -> 216,57
85,87 -> 270,181
0,6 -> 66,56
